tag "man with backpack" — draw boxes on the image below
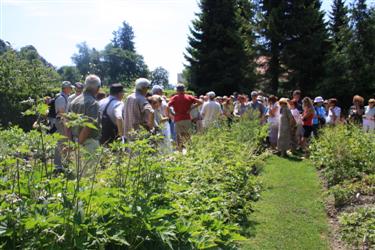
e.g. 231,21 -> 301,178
53,81 -> 73,173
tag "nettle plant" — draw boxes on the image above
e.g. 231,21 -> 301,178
0,99 -> 267,249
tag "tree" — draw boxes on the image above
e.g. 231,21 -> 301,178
112,21 -> 135,52
151,67 -> 169,88
281,0 -> 329,94
185,0 -> 251,95
329,0 -> 349,43
57,66 -> 82,83
71,42 -> 92,76
347,0 -> 375,100
257,0 -> 288,94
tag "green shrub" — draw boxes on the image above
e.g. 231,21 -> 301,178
310,125 -> 375,187
0,114 -> 266,249
339,207 -> 375,249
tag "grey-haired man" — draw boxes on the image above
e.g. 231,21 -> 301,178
70,75 -> 101,176
123,78 -> 154,138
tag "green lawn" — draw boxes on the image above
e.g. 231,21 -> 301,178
242,156 -> 330,250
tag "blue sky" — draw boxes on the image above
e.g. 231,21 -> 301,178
0,0 -> 345,83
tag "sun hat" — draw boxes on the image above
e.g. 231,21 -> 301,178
279,97 -> 289,105
314,96 -> 324,103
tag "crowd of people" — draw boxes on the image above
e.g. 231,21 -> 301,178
46,74 -> 375,174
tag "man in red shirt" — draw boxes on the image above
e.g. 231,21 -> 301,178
168,84 -> 203,151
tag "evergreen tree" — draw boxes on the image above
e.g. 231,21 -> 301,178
185,0 -> 251,95
348,0 -> 375,100
282,0 -> 329,94
329,0 -> 349,43
257,0 -> 288,94
112,21 -> 135,52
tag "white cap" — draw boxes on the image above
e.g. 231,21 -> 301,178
135,78 -> 151,90
152,85 -> 164,95
314,96 -> 324,103
207,91 -> 216,98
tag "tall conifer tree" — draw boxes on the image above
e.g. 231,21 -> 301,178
185,0 -> 252,95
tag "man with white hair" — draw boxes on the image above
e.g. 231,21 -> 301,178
70,74 -> 101,176
200,91 -> 223,128
123,78 -> 154,138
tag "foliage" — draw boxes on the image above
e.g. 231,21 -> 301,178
310,125 -> 375,187
0,49 -> 60,129
57,66 -> 82,84
0,108 -> 267,249
71,21 -> 149,86
150,67 -> 169,88
339,207 -> 375,249
185,0 -> 254,95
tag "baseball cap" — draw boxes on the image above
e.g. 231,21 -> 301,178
135,78 -> 151,90
110,83 -> 124,94
176,84 -> 185,92
61,81 -> 72,88
314,96 -> 324,103
251,91 -> 258,97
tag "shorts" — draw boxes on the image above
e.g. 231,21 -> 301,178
303,125 -> 313,138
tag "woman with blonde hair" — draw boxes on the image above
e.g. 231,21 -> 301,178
277,98 -> 295,157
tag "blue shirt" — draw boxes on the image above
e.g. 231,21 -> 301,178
313,106 -> 326,125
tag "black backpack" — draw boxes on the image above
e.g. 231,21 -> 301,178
48,94 -> 67,118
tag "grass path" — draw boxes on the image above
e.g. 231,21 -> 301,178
242,156 -> 330,250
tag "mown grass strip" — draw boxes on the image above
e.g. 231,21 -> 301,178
242,156 -> 330,250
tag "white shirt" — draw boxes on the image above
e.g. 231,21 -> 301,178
327,106 -> 341,124
267,103 -> 280,125
99,96 -> 124,124
200,100 -> 222,128
291,108 -> 302,125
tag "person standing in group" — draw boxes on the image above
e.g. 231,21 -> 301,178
363,98 -> 375,132
248,91 -> 265,121
312,96 -> 326,136
301,97 -> 315,152
99,83 -> 125,145
289,100 -> 303,151
200,91 -> 222,129
234,95 -> 248,117
152,85 -> 172,145
167,84 -> 203,151
69,75 -> 101,176
326,98 -> 341,125
267,95 -> 279,149
349,95 -> 365,124
68,82 -> 84,107
123,78 -> 154,138
277,98 -> 295,157
292,90 -> 303,113
53,81 -> 73,173
222,97 -> 234,126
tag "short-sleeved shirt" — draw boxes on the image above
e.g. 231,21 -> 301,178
99,96 -> 124,124
55,92 -> 69,118
313,106 -> 326,125
70,92 -> 100,140
327,106 -> 341,124
364,106 -> 375,120
200,100 -> 222,127
168,94 -> 199,122
123,91 -> 154,136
